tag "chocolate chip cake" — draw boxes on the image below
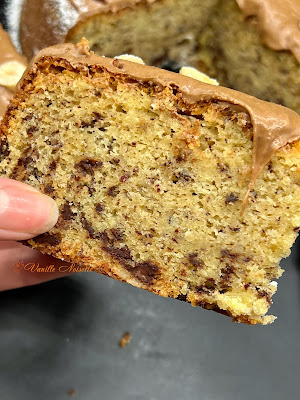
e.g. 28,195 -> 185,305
19,0 -> 300,114
1,40 -> 300,324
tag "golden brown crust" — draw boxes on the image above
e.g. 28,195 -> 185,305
19,238 -> 259,325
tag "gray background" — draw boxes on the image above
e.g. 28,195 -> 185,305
0,241 -> 299,400
1,1 -> 300,399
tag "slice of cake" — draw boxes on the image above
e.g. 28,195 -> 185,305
19,0 -> 300,114
1,40 -> 300,324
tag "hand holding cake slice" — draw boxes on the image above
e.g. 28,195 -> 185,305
1,40 -> 300,325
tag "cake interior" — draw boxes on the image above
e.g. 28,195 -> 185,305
67,0 -> 300,113
1,59 -> 300,324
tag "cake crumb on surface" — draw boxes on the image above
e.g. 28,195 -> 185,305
119,332 -> 132,348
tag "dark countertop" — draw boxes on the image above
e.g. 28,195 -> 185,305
1,242 -> 300,400
1,2 -> 300,399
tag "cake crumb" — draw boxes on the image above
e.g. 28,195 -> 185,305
119,332 -> 132,348
67,388 -> 75,396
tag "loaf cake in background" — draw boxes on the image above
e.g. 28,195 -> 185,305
1,40 -> 300,325
0,25 -> 27,118
19,0 -> 300,114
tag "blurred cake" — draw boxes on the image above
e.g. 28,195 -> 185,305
19,0 -> 300,113
1,40 -> 300,324
0,25 -> 26,118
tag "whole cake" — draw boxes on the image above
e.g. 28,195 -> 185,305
19,0 -> 300,113
1,40 -> 300,324
0,25 -> 27,118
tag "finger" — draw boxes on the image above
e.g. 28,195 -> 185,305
0,178 -> 58,241
0,241 -> 75,291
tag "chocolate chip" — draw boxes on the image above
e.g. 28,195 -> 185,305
120,174 -> 130,183
93,112 -> 104,120
61,202 -> 76,221
107,185 -> 119,197
81,216 -> 96,238
220,249 -> 239,260
196,279 -> 216,295
49,160 -> 57,171
95,203 -> 104,214
196,300 -> 230,317
27,126 -> 38,136
132,261 -> 160,284
17,156 -> 33,168
34,233 -> 61,246
172,171 -> 193,183
205,278 -> 216,289
225,193 -> 239,204
220,265 -> 234,283
75,159 -> 103,175
102,245 -> 133,262
110,228 -> 124,242
188,253 -> 203,269
98,231 -> 110,243
176,294 -> 187,302
102,243 -> 160,285
81,121 -> 94,128
0,139 -> 10,159
195,286 -> 211,295
88,186 -> 96,196
109,158 -> 120,165
256,288 -> 272,305
176,154 -> 185,163
44,184 -> 54,194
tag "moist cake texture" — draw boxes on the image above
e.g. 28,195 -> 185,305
19,0 -> 300,114
1,41 -> 300,324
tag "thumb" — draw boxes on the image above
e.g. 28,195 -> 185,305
0,178 -> 58,241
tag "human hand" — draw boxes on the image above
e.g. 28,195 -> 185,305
0,177 -> 72,291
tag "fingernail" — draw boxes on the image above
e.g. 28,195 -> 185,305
0,184 -> 59,234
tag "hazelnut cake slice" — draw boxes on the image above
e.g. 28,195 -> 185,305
1,40 -> 300,325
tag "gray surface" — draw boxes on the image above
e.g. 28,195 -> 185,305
1,2 -> 300,399
0,238 -> 299,400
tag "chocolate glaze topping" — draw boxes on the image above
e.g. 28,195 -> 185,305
19,41 -> 300,211
236,0 -> 300,62
20,0 -> 300,62
0,25 -> 27,118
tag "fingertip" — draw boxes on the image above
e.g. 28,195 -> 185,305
0,179 -> 59,240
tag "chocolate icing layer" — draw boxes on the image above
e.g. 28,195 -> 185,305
236,0 -> 300,62
0,25 -> 27,118
18,41 -> 300,209
20,0 -> 300,63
